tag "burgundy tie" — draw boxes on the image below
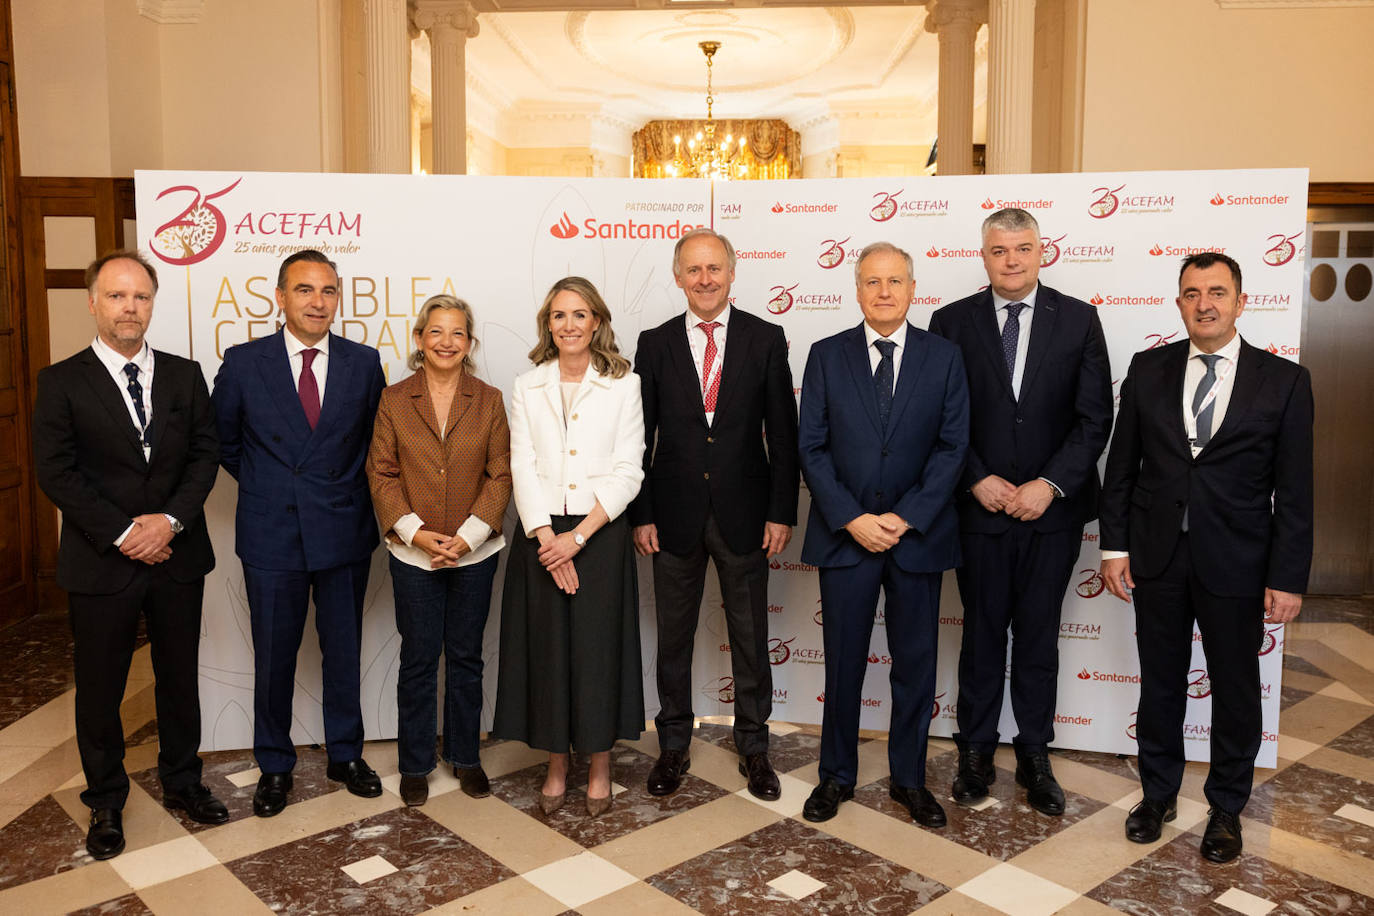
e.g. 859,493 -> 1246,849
299,348 -> 321,429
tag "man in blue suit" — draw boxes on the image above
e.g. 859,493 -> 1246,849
798,242 -> 969,826
212,249 -> 386,816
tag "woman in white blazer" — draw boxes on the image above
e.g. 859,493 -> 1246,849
493,276 -> 645,818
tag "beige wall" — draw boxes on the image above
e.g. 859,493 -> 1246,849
836,146 -> 931,179
504,147 -> 595,178
1082,0 -> 1374,180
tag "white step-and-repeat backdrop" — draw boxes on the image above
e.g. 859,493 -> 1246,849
136,168 -> 1307,766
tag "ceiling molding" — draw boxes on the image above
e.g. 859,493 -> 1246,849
137,0 -> 205,24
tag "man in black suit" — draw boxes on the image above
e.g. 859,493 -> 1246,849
1100,252 -> 1313,863
631,228 -> 799,801
929,208 -> 1113,816
34,250 -> 227,860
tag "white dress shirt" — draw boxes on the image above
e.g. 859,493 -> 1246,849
92,335 -> 154,461
284,328 -> 329,402
685,305 -> 730,425
862,320 -> 909,383
990,284 -> 1038,399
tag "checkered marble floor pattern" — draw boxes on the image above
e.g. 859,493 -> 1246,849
1,598 -> 1373,915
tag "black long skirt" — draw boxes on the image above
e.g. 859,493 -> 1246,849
492,514 -> 644,754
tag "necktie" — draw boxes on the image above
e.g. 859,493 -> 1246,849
700,321 -> 722,412
874,338 -> 896,429
1001,302 -> 1027,380
1192,353 -> 1222,448
123,362 -> 150,447
299,348 -> 321,429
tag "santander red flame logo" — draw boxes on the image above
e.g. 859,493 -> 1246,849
1076,569 -> 1106,598
1040,234 -> 1066,267
549,212 -> 578,239
1089,294 -> 1105,306
1149,243 -> 1165,256
768,636 -> 796,665
869,191 -> 900,222
817,237 -> 850,269
1076,668 -> 1092,680
925,246 -> 941,259
1144,331 -> 1180,350
767,283 -> 798,315
1088,184 -> 1125,219
1266,343 -> 1280,355
152,178 -> 242,266
771,202 -> 785,214
1263,232 -> 1301,266
980,197 -> 997,210
1210,193 -> 1226,206
1187,668 -> 1212,699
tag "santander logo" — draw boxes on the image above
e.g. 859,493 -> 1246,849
1076,668 -> 1092,680
152,178 -> 242,265
870,191 -> 900,222
768,284 -> 798,315
1041,234 -> 1066,267
1075,569 -> 1106,598
1210,193 -> 1226,206
1089,294 -> 1105,306
1088,184 -> 1125,219
1149,243 -> 1165,256
1263,232 -> 1302,267
818,237 -> 850,269
771,202 -> 785,214
925,246 -> 941,258
549,212 -> 578,239
980,197 -> 997,210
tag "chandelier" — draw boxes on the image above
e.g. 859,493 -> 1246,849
669,41 -> 747,180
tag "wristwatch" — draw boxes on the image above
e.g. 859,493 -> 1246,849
572,532 -> 586,547
164,514 -> 184,534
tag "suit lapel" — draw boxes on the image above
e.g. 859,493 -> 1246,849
404,369 -> 443,441
883,323 -> 923,440
257,331 -> 314,443
1020,288 -> 1058,399
666,314 -> 708,427
78,348 -> 145,458
448,372 -> 477,435
1204,340 -> 1261,451
842,324 -> 883,435
536,360 -> 565,428
1161,342 -> 1191,453
711,311 -> 747,423
971,292 -> 1015,402
147,351 -> 175,463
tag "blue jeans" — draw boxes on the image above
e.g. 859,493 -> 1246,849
390,553 -> 498,776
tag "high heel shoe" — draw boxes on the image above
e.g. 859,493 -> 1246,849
539,791 -> 565,815
586,792 -> 613,817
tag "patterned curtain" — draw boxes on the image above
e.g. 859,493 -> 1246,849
633,119 -> 801,180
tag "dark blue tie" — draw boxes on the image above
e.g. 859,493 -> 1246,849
124,362 -> 150,447
1192,353 -> 1222,447
874,339 -> 896,429
1001,302 -> 1027,381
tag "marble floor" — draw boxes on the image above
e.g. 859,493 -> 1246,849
1,598 -> 1372,915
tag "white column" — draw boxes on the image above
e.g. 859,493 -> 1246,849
413,1 -> 480,175
925,0 -> 986,176
986,0 -> 1036,174
364,0 -> 411,173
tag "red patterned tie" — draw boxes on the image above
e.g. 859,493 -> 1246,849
299,348 -> 321,429
700,321 -> 722,412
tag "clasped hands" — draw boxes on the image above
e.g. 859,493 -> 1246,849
412,529 -> 472,569
535,527 -> 582,595
120,514 -> 175,565
844,513 -> 910,553
972,474 -> 1055,521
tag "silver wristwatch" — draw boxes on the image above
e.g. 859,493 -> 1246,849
572,532 -> 586,547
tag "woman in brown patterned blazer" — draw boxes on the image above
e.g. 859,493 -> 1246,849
367,294 -> 512,807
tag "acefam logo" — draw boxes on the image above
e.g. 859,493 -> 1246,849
768,284 -> 798,314
1263,232 -> 1302,267
870,191 -> 900,222
549,212 -> 578,239
152,178 -> 243,265
817,237 -> 850,269
1075,569 -> 1105,598
1187,668 -> 1212,699
1088,184 -> 1125,219
768,636 -> 797,665
1040,234 -> 1066,267
1144,331 -> 1181,350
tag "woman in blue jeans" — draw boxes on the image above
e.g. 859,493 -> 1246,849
367,294 -> 512,806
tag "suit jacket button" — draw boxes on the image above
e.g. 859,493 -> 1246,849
703,472 -> 710,480
568,483 -> 577,490
876,490 -> 884,498
286,505 -> 297,513
706,437 -> 714,444
1175,500 -> 1184,508
881,448 -> 889,457
570,448 -> 577,456
571,413 -> 579,421
272,435 -> 281,443
1015,416 -> 1024,424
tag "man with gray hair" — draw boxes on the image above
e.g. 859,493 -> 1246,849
928,208 -> 1113,816
630,227 -> 799,801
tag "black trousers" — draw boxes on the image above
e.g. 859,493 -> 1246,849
653,512 -> 772,756
69,565 -> 205,810
953,524 -> 1081,754
1133,533 -> 1265,814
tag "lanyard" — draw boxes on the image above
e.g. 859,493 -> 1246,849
1184,354 -> 1234,443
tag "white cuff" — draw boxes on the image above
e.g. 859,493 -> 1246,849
114,522 -> 135,547
1100,550 -> 1130,560
1038,477 -> 1064,498
455,516 -> 493,552
393,513 -> 423,546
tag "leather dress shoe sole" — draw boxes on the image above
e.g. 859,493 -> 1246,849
86,809 -> 125,860
327,759 -> 383,798
163,785 -> 230,825
647,753 -> 691,797
253,773 -> 293,818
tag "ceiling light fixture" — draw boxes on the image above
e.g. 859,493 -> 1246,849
669,41 -> 747,181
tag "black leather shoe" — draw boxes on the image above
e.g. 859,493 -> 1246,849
163,783 -> 229,825
951,748 -> 996,804
1015,751 -> 1066,816
647,749 -> 690,797
454,766 -> 490,799
802,778 -> 854,822
400,774 -> 428,807
253,772 -> 293,817
1200,808 -> 1243,863
1125,796 -> 1177,843
86,808 -> 125,860
738,753 -> 781,801
327,758 -> 383,798
891,784 -> 947,828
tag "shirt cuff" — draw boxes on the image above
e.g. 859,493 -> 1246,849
393,513 -> 423,546
114,522 -> 135,547
1037,477 -> 1064,498
1100,550 -> 1129,560
455,516 -> 493,553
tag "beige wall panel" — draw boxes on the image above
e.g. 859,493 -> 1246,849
43,217 -> 97,270
48,289 -> 95,365
1082,0 -> 1374,180
104,0 -> 164,175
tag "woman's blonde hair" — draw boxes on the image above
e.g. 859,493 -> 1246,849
409,294 -> 479,374
526,277 -> 631,378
